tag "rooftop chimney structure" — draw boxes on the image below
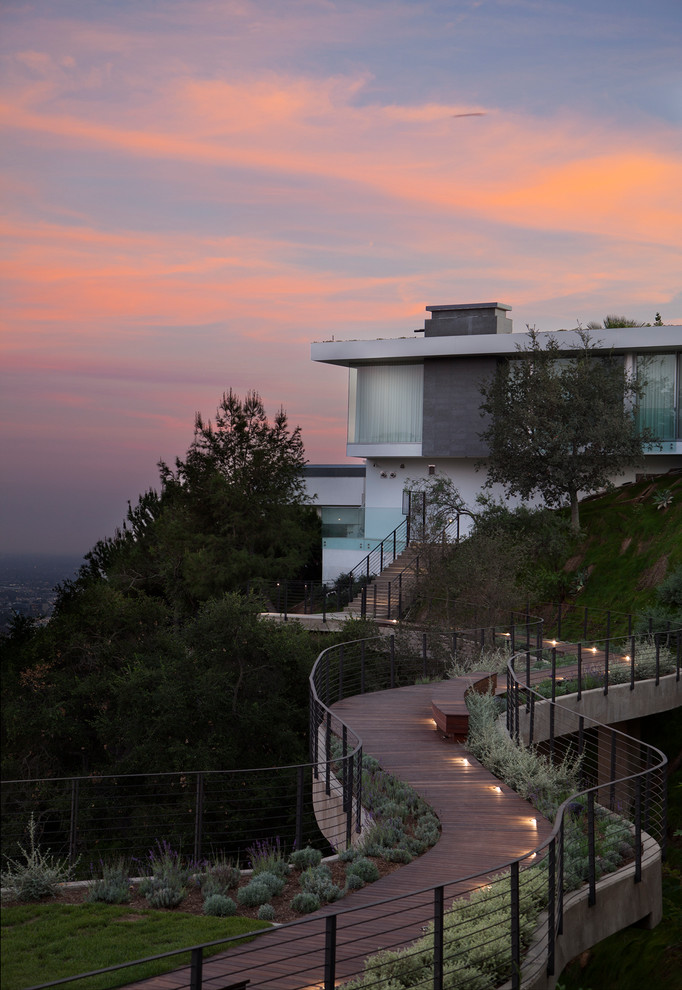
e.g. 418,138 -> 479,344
422,302 -> 513,337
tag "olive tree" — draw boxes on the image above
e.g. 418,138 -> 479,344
478,330 -> 657,530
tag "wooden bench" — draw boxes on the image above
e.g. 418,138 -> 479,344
431,671 -> 497,741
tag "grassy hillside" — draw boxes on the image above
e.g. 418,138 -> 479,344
561,472 -> 682,615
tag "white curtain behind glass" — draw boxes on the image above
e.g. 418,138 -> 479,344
351,364 -> 423,443
637,353 -> 676,440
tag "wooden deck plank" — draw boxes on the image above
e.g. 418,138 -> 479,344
124,680 -> 552,990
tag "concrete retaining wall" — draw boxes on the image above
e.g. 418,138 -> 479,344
518,673 -> 681,746
503,831 -> 662,990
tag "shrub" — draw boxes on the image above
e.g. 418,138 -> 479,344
86,859 -> 130,904
237,882 -> 271,908
144,879 -> 186,909
201,856 -> 240,894
362,755 -> 381,772
141,840 -> 196,890
1,815 -> 75,901
465,690 -> 581,805
290,847 -> 322,870
345,872 -> 365,891
339,846 -> 359,863
251,870 -> 285,898
247,837 -> 289,879
346,857 -> 379,883
299,864 -> 341,903
201,875 -> 228,900
291,891 -> 320,914
258,903 -> 276,921
383,847 -> 413,864
203,894 -> 236,917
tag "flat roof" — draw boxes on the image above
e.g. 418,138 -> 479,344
311,327 -> 682,367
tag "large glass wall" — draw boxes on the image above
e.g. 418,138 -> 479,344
636,353 -> 681,441
348,364 -> 423,444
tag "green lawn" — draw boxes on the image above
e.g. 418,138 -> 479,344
0,902 -> 270,990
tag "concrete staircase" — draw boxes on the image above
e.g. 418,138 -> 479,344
345,544 -> 424,620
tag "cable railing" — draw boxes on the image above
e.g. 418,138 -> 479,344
6,615 -> 680,990
0,762 -> 340,873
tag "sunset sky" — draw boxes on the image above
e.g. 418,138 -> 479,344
1,0 -> 681,556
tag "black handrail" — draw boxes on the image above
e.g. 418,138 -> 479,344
347,516 -> 410,589
6,616 -> 679,990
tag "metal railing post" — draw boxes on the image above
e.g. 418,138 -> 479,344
390,635 -> 396,689
325,713 -> 332,796
558,814 -> 564,935
324,915 -> 337,990
296,765 -> 304,850
635,775 -> 642,883
587,791 -> 596,906
609,730 -> 617,811
547,837 -> 555,977
655,632 -> 660,686
630,636 -> 636,691
434,885 -> 444,990
190,947 -> 203,990
345,751 -> 353,849
356,747 -> 363,834
68,778 -> 79,866
536,623 -> 542,668
511,863 -> 520,990
194,772 -> 204,863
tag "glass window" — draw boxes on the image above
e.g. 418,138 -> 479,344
637,353 -> 678,440
320,506 -> 364,539
348,364 -> 423,444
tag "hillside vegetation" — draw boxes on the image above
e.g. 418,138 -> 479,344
561,472 -> 682,615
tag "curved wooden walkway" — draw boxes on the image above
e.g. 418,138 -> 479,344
127,682 -> 552,990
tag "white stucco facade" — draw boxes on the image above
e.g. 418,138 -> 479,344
308,303 -> 682,582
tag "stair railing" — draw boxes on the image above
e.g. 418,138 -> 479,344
345,517 -> 411,603
360,517 -> 461,620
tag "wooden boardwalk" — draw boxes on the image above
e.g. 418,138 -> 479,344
127,681 -> 552,990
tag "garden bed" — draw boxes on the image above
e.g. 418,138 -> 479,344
2,854 -> 402,925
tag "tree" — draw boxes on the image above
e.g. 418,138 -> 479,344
403,472 -> 471,540
156,389 -> 318,605
478,330 -> 658,530
54,390 -> 319,616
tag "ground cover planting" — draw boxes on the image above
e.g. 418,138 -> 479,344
1,753 -> 441,987
0,902 -> 270,990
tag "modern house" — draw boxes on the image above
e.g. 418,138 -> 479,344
307,302 -> 682,582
